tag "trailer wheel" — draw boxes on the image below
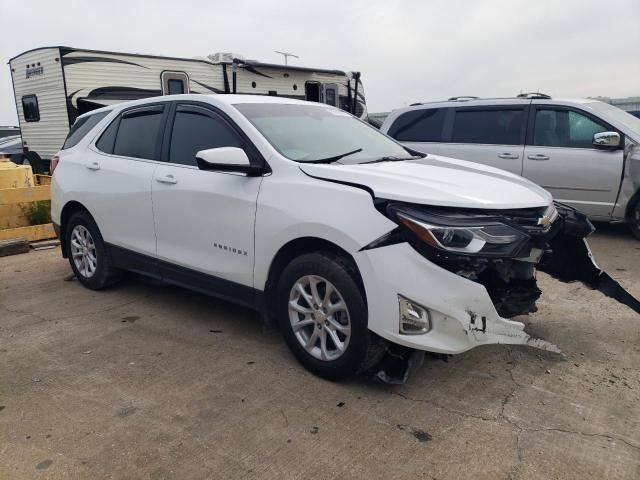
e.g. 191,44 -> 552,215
22,151 -> 45,174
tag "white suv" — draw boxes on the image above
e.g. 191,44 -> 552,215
381,94 -> 640,239
51,94 -> 638,381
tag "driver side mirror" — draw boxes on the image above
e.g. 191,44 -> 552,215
593,131 -> 621,149
195,147 -> 264,175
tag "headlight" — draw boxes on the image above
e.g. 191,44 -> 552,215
393,209 -> 529,257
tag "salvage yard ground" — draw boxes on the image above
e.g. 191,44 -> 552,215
1,226 -> 639,480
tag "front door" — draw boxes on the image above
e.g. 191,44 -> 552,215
522,105 -> 624,219
151,103 -> 263,303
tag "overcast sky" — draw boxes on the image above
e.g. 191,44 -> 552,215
2,0 -> 639,125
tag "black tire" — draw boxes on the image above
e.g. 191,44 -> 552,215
65,211 -> 122,290
276,252 -> 385,381
22,151 -> 45,174
629,200 -> 640,241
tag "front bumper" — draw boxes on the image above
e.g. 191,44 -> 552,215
354,242 -> 557,354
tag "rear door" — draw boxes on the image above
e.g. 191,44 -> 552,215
82,104 -> 166,268
437,105 -> 527,175
522,105 -> 624,219
151,103 -> 263,303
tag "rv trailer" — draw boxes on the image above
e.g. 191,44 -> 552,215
8,47 -> 367,173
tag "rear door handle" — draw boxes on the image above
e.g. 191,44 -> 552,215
498,153 -> 519,159
86,161 -> 100,171
528,154 -> 550,161
156,174 -> 178,185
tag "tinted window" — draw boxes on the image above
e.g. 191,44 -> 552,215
62,111 -> 109,149
388,108 -> 447,142
168,79 -> 185,95
452,109 -> 523,145
113,107 -> 164,160
169,107 -> 242,166
22,95 -> 40,122
533,109 -> 609,148
96,117 -> 119,154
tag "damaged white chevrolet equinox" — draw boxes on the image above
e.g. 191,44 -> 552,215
51,95 -> 639,382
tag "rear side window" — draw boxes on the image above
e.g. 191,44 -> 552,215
62,111 -> 109,149
169,106 -> 242,166
22,95 -> 40,122
95,117 -> 119,154
112,106 -> 165,160
387,108 -> 447,142
452,108 -> 524,145
532,109 -> 610,149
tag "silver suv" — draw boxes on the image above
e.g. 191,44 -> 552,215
381,94 -> 640,239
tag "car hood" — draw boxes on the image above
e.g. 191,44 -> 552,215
299,154 -> 553,209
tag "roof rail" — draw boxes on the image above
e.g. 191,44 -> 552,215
517,92 -> 551,99
448,96 -> 479,101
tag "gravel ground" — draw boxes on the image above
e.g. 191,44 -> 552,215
1,225 -> 638,479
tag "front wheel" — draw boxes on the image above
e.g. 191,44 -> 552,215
276,252 -> 385,381
629,200 -> 640,240
65,211 -> 122,290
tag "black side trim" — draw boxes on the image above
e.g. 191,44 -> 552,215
242,65 -> 273,79
86,86 -> 162,101
106,243 -> 263,311
61,55 -> 149,69
191,79 -> 225,94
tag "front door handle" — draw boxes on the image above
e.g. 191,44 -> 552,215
498,153 -> 519,159
528,154 -> 550,161
156,174 -> 178,185
86,161 -> 100,171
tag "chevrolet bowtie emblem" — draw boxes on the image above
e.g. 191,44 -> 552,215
537,215 -> 552,227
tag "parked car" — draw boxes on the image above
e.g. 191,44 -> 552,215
380,94 -> 640,239
51,94 -> 637,381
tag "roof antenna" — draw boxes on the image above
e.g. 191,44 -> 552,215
274,51 -> 299,65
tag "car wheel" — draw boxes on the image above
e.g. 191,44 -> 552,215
276,252 -> 385,381
630,200 -> 640,240
65,211 -> 122,290
22,151 -> 45,174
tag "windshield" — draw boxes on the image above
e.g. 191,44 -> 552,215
588,101 -> 640,137
234,103 -> 414,164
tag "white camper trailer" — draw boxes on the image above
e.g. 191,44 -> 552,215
8,46 -> 367,173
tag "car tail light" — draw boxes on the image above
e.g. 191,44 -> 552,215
50,155 -> 60,175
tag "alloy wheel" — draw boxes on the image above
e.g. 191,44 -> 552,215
70,225 -> 97,278
288,275 -> 351,361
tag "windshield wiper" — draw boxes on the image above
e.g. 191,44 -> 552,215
304,148 -> 363,164
359,154 -> 425,165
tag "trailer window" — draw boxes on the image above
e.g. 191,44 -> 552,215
22,95 -> 40,122
62,111 -> 109,149
162,71 -> 189,95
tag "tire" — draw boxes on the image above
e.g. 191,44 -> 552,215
65,211 -> 122,290
629,200 -> 640,241
276,252 -> 385,381
22,151 -> 45,174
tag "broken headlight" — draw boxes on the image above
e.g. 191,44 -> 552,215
392,208 -> 530,257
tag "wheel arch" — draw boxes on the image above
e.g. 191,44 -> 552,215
625,188 -> 640,220
262,236 -> 367,325
59,200 -> 94,258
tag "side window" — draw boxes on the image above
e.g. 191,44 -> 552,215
533,109 -> 609,148
22,95 -> 40,122
62,111 -> 109,149
95,116 -> 119,154
324,85 -> 338,107
387,108 -> 447,142
169,106 -> 243,166
113,106 -> 165,160
452,108 -> 524,145
162,71 -> 189,95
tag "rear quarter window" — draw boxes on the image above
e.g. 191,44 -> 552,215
387,108 -> 447,142
62,111 -> 109,149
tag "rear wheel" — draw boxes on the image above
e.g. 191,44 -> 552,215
276,252 -> 385,380
65,211 -> 122,289
629,200 -> 640,240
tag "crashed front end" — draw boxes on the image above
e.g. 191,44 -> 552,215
355,201 -> 640,383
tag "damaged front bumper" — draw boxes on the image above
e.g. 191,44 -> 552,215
355,202 -> 639,382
